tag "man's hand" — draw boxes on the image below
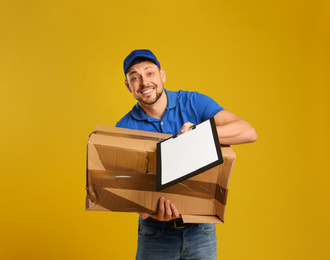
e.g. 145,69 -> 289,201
140,197 -> 180,221
180,122 -> 194,134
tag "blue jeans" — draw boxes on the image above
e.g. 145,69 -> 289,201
136,219 -> 217,260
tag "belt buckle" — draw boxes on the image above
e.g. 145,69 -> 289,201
173,220 -> 185,229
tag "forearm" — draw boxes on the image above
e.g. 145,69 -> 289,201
214,110 -> 257,145
216,120 -> 257,145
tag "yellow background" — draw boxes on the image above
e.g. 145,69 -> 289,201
1,0 -> 329,259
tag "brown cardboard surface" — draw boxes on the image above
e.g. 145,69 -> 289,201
181,214 -> 224,224
86,125 -> 236,223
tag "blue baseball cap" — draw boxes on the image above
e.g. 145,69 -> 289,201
123,49 -> 161,75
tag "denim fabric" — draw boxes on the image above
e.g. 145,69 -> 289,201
136,219 -> 217,260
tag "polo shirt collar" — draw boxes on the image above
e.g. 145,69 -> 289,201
165,89 -> 179,109
131,89 -> 179,121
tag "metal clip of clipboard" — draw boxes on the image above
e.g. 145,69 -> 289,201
172,125 -> 196,139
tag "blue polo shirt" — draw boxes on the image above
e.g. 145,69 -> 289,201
116,89 -> 224,135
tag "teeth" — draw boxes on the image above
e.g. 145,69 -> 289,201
142,89 -> 153,94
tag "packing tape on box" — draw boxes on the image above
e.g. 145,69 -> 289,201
87,169 -> 228,212
87,182 -> 156,214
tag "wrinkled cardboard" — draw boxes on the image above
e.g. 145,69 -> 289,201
86,125 -> 236,223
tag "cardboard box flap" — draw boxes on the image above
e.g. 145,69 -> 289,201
89,132 -> 157,152
181,214 -> 224,224
94,125 -> 171,140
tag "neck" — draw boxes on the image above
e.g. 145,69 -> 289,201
139,91 -> 167,120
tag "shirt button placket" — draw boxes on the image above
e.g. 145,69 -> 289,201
161,109 -> 170,133
160,121 -> 164,133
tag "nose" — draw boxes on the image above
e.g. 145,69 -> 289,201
141,76 -> 149,87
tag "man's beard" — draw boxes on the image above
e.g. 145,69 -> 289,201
137,87 -> 164,105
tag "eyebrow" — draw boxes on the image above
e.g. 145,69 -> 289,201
127,70 -> 138,76
143,66 -> 154,70
127,66 -> 155,76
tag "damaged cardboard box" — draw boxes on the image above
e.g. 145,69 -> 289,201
86,125 -> 236,223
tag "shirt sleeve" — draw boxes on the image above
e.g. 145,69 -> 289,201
192,92 -> 224,122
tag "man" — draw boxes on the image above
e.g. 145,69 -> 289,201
116,49 -> 257,260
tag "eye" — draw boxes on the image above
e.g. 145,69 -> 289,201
148,72 -> 154,76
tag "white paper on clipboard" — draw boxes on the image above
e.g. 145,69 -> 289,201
156,117 -> 223,191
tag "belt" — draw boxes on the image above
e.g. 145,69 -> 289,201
145,218 -> 197,229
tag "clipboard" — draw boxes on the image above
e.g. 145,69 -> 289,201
156,117 -> 223,191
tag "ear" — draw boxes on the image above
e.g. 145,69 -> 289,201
160,68 -> 166,83
125,79 -> 132,93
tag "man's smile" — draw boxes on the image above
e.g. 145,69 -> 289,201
141,88 -> 153,94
